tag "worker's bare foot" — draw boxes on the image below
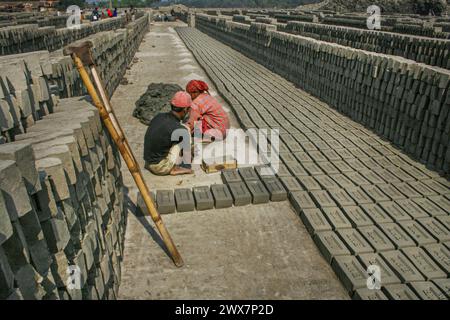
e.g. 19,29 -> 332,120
170,166 -> 193,176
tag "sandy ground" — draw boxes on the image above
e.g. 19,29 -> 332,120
112,21 -> 348,300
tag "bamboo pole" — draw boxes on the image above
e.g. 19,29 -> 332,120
70,53 -> 184,268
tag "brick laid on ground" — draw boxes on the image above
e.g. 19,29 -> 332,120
210,184 -> 233,209
156,190 -> 176,214
193,186 -> 214,211
174,188 -> 195,212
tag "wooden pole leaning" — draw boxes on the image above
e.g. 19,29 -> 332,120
63,41 -> 184,268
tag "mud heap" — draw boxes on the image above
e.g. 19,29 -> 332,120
133,83 -> 183,126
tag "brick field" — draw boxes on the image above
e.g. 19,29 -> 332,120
175,26 -> 450,300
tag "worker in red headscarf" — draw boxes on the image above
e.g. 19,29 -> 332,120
185,80 -> 230,141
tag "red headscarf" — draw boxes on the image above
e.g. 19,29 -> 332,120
186,80 -> 209,94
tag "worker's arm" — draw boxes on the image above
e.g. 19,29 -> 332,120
186,104 -> 202,133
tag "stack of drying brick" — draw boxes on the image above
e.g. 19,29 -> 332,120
0,52 -> 57,143
0,13 -> 149,143
274,14 -> 316,24
393,23 -> 449,39
195,14 -> 450,177
0,96 -> 125,300
282,21 -> 450,70
0,17 -> 126,56
232,15 -> 252,24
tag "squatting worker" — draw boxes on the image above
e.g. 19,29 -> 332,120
144,91 -> 193,176
186,80 -> 230,141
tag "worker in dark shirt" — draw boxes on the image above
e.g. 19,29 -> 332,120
144,91 -> 193,176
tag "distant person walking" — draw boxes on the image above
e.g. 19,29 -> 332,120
92,7 -> 99,21
113,8 -> 118,17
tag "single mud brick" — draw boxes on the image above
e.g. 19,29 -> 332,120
412,198 -> 447,217
156,190 -> 175,214
40,209 -> 71,254
432,279 -> 450,298
377,184 -> 407,201
344,172 -> 371,186
174,188 -> 195,212
341,206 -> 373,228
301,208 -> 332,236
344,158 -> 367,171
330,174 -> 355,189
422,243 -> 450,276
221,169 -> 242,184
387,167 -> 416,183
408,181 -> 438,197
331,255 -> 368,293
297,176 -> 322,191
379,223 -> 416,249
402,247 -> 446,280
360,185 -> 391,203
408,281 -> 447,300
401,220 -> 438,246
35,158 -> 70,202
358,225 -> 396,252
377,169 -> 401,184
262,178 -> 287,202
245,181 -> 270,204
417,217 -> 450,242
361,204 -> 394,225
383,284 -> 420,300
193,186 -> 214,211
322,150 -> 342,162
0,143 -> 41,194
136,191 -> 155,217
395,199 -> 430,219
322,207 -> 352,230
294,151 -> 313,163
391,183 -> 422,199
352,288 -> 388,300
332,160 -> 354,174
288,162 -> 310,177
35,146 -> 78,187
310,190 -> 337,208
308,151 -> 327,163
326,188 -> 356,207
228,182 -> 251,207
378,201 -> 412,222
0,160 -> 32,221
317,162 -> 340,175
358,253 -> 401,285
279,176 -> 303,193
238,167 -> 259,182
290,191 -> 317,214
313,231 -> 351,264
359,169 -> 385,185
381,250 -> 426,283
274,164 -> 292,178
336,228 -> 374,255
427,195 -> 450,213
211,184 -> 233,209
346,187 -> 374,205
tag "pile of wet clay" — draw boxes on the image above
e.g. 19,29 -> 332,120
133,83 -> 183,125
